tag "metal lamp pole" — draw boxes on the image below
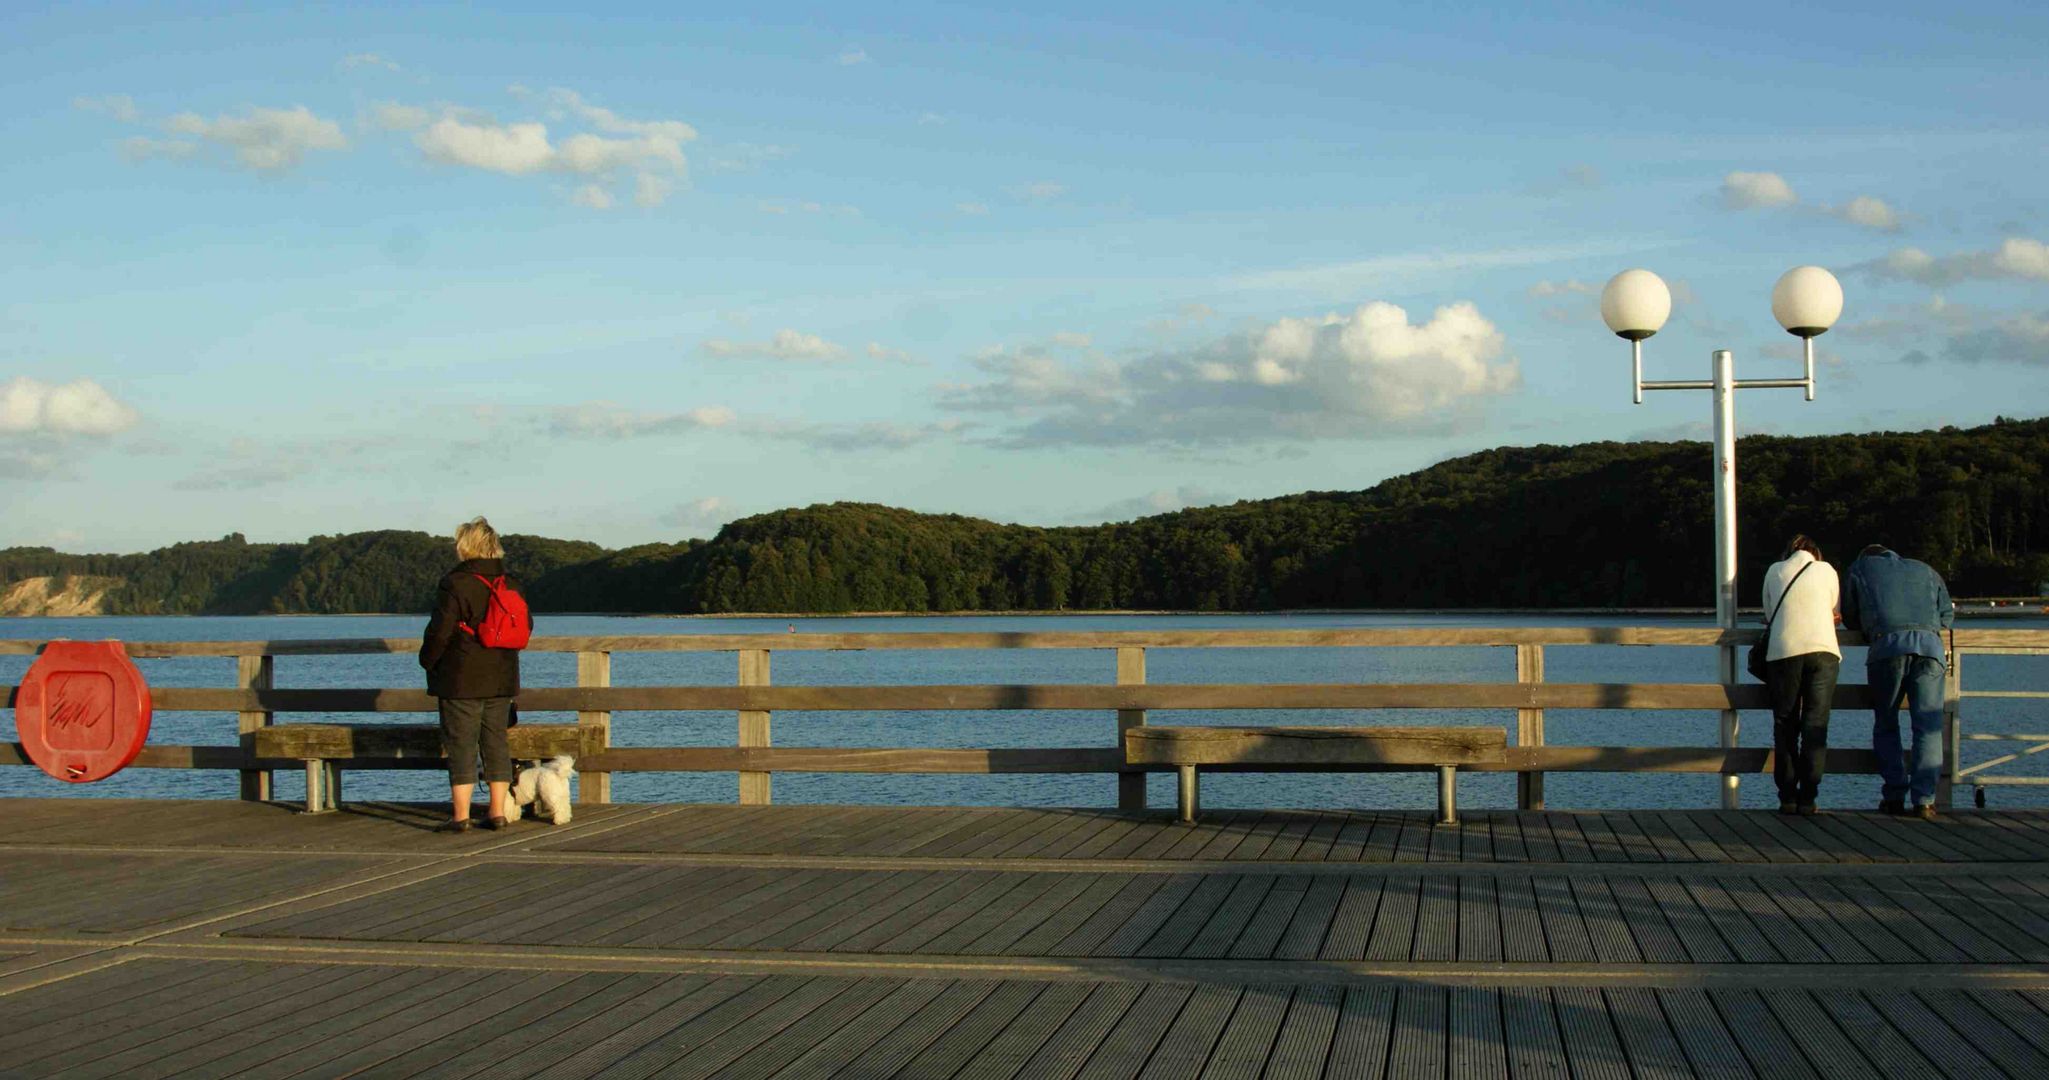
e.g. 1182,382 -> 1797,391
1601,267 -> 1844,809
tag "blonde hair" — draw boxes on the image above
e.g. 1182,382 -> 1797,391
454,517 -> 504,561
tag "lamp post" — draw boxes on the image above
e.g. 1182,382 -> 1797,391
1600,265 -> 1844,809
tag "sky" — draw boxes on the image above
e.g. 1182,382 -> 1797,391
2,1 -> 2046,553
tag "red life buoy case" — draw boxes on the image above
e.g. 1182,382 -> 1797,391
16,641 -> 152,783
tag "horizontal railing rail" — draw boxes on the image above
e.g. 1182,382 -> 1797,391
3,626 -> 2042,810
5,626 -> 2045,657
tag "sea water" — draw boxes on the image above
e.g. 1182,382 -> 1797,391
4,611 -> 2045,811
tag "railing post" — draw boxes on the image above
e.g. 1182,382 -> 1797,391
1116,646 -> 1147,811
236,654 -> 273,801
1939,649 -> 1962,810
576,650 -> 612,805
1515,644 -> 1546,810
739,649 -> 771,805
1716,639 -> 1742,809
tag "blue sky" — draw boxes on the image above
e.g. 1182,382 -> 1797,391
3,1 -> 2045,552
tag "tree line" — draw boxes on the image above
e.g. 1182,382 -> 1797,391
5,417 -> 2043,615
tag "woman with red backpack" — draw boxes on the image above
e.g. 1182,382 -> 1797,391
419,516 -> 533,833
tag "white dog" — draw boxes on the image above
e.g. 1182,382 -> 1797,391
504,755 -> 575,825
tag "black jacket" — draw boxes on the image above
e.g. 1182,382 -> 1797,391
419,558 -> 529,699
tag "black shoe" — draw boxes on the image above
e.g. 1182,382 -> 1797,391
1798,803 -> 1818,816
1778,801 -> 1799,815
1916,804 -> 1938,822
1879,800 -> 1906,816
435,818 -> 473,834
485,815 -> 510,831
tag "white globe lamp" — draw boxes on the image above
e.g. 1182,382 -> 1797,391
1770,265 -> 1843,338
1600,268 -> 1672,341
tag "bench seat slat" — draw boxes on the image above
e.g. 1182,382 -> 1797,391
252,723 -> 583,761
1125,726 -> 1508,766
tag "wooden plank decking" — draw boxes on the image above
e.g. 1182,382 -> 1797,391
5,800 -> 2049,1078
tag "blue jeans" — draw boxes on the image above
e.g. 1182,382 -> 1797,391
1868,655 -> 1946,806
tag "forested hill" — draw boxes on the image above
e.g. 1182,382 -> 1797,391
4,417 -> 2044,615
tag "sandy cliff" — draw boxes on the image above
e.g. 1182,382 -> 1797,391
0,576 -> 119,616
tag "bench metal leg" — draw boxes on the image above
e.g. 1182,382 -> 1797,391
1437,765 -> 1458,826
1177,765 -> 1200,824
303,760 -> 337,814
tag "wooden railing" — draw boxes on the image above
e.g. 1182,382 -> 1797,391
5,626 -> 2045,810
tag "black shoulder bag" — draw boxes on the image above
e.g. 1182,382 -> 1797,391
1748,560 -> 1815,681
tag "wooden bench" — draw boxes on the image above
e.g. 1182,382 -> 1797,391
251,723 -> 585,813
1124,726 -> 1510,825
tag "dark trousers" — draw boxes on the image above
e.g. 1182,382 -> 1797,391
1767,652 -> 1839,804
438,696 -> 513,786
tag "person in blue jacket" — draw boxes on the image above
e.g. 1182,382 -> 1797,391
1840,544 -> 1955,820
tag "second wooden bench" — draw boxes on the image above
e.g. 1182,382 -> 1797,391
1124,725 -> 1509,825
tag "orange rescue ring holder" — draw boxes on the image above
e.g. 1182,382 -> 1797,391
16,641 -> 152,783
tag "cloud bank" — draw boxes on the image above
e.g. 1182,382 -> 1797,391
1718,170 -> 1903,232
0,377 -> 139,436
940,301 -> 1519,447
1866,238 -> 2049,286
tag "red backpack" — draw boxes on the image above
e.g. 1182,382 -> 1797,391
460,574 -> 531,650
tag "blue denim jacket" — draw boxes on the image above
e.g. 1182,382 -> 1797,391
1841,550 -> 1954,664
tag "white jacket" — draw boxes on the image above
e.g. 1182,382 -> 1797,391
1762,551 -> 1841,661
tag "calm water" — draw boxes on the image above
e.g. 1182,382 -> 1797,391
4,611 -> 2045,811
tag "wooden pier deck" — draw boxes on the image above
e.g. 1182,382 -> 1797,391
7,800 -> 2049,1078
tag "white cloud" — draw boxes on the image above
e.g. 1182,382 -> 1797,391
571,184 -> 614,210
545,402 -> 735,438
1994,237 -> 2049,279
703,329 -> 847,361
163,105 -> 349,171
838,46 -> 871,65
1051,331 -> 1093,348
368,101 -> 432,131
939,300 -> 1518,447
404,89 -> 695,206
1013,181 -> 1066,202
1920,311 -> 2049,366
1720,170 -> 1798,209
918,112 -> 947,126
340,53 -> 401,73
662,496 -> 732,532
120,136 -> 198,163
0,377 -> 139,436
939,345 -> 1126,414
955,201 -> 990,215
754,418 -> 966,451
633,172 -> 673,207
1719,171 -> 1903,232
416,116 -> 554,174
1864,237 -> 2049,286
1076,486 -> 1235,523
866,342 -> 919,364
73,94 -> 139,123
0,447 -> 69,479
1829,194 -> 1902,232
707,143 -> 794,172
1527,279 -> 1598,298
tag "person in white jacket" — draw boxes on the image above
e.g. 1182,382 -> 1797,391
1760,535 -> 1842,814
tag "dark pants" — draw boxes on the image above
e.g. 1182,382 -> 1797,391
1767,652 -> 1839,804
438,696 -> 513,786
